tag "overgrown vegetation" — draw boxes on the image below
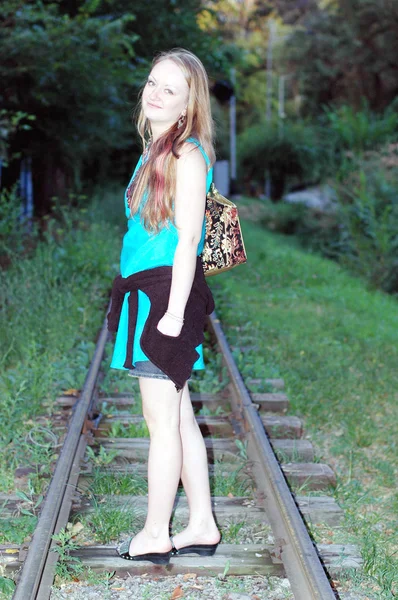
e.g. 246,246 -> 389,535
0,185 -> 125,594
0,185 -> 122,513
0,0 -> 229,213
238,103 -> 398,199
257,140 -> 398,294
209,216 -> 398,599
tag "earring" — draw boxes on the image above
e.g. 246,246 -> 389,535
177,113 -> 186,129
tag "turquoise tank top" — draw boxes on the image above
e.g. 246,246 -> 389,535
110,138 -> 213,372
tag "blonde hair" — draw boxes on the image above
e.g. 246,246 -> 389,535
126,48 -> 215,232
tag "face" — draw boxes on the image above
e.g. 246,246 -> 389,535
142,59 -> 189,128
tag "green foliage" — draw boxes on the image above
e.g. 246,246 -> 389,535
0,109 -> 36,163
0,184 -> 34,258
0,515 -> 37,544
260,200 -> 311,234
210,216 -> 398,596
0,0 -> 232,212
107,420 -> 149,439
89,469 -> 148,496
0,577 -> 16,597
14,488 -> 44,517
276,144 -> 398,294
1,0 -> 138,186
235,439 -> 248,461
281,0 -> 398,115
333,151 -> 398,293
210,462 -> 253,497
51,527 -> 84,581
323,102 -> 398,153
0,186 -> 120,492
108,0 -> 226,71
189,342 -> 229,394
238,120 -> 333,199
78,498 -> 139,544
86,445 -> 120,467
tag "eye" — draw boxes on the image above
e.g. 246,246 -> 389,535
164,88 -> 174,95
147,79 -> 155,86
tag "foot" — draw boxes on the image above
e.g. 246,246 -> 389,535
171,523 -> 221,552
127,527 -> 172,557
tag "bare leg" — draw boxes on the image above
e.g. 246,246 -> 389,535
127,377 -> 182,556
171,382 -> 221,550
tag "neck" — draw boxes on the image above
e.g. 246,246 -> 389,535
150,121 -> 173,142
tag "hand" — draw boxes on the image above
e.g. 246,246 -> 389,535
156,313 -> 183,337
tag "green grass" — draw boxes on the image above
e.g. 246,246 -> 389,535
88,469 -> 148,496
209,213 -> 398,598
85,458 -> 253,500
77,498 -> 141,544
210,462 -> 253,497
0,188 -> 124,600
0,193 -> 122,496
106,420 -> 150,439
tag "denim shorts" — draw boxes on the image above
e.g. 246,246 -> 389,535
128,360 -> 169,380
128,360 -> 192,383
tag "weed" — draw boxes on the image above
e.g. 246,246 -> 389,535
219,559 -> 231,581
189,341 -> 230,394
78,498 -> 139,544
86,445 -> 119,467
210,214 -> 398,596
222,519 -> 246,542
51,527 -> 84,582
0,515 -> 37,544
210,461 -> 253,497
196,404 -> 227,416
14,489 -> 44,517
0,577 -> 16,597
89,468 -> 148,496
235,439 -> 248,461
0,189 -> 121,501
107,420 -> 149,439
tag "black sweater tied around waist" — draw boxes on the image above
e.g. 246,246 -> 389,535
107,256 -> 215,392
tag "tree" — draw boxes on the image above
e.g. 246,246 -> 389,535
1,0 -> 232,213
1,0 -> 138,211
278,0 -> 398,115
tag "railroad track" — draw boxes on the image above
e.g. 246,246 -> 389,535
2,311 -> 362,600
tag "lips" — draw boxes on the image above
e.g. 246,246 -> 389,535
147,101 -> 161,109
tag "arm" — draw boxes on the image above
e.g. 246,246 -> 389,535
156,145 -> 207,337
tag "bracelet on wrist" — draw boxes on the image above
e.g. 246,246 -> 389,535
166,310 -> 184,323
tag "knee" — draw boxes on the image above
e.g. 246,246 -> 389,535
143,409 -> 181,436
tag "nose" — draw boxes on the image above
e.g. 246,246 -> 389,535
149,86 -> 160,102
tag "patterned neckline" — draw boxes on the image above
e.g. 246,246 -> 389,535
126,139 -> 152,210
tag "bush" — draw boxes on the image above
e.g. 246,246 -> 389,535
322,101 -> 398,154
237,102 -> 398,202
238,119 -> 334,200
260,143 -> 398,294
332,146 -> 398,293
260,200 -> 343,259
0,184 -> 37,261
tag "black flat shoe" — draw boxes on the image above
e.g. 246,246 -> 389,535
170,534 -> 221,556
117,538 -> 172,564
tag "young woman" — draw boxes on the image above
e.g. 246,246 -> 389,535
108,48 -> 221,563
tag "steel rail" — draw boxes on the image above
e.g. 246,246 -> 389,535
12,305 -> 336,599
12,313 -> 110,600
208,312 -> 336,600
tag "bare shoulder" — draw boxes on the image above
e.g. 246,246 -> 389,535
177,141 -> 207,173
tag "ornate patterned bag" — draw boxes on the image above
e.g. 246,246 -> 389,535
201,183 -> 247,276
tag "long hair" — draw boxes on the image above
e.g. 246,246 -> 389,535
127,48 -> 215,232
